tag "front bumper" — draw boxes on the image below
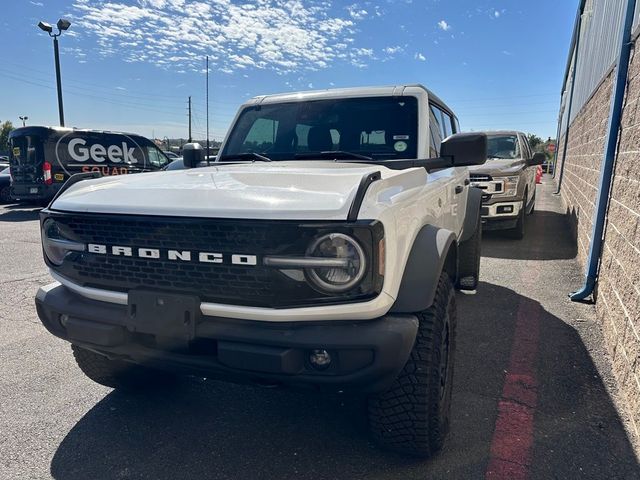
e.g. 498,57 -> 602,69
481,201 -> 522,230
35,283 -> 418,393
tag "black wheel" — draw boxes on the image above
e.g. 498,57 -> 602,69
72,345 -> 176,390
0,186 -> 10,204
506,194 -> 526,240
368,272 -> 456,457
456,208 -> 481,290
527,190 -> 536,215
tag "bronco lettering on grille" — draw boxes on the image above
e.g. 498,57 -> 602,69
87,244 -> 258,266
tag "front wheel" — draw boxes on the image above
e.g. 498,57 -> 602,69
507,197 -> 526,240
368,272 -> 456,457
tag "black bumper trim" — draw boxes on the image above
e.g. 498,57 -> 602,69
36,284 -> 418,392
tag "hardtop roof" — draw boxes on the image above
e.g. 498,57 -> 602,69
242,84 -> 455,116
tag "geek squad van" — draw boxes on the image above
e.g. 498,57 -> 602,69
9,126 -> 170,203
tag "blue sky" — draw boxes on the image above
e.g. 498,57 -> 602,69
0,0 -> 577,141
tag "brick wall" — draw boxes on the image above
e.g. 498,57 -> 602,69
556,40 -> 640,441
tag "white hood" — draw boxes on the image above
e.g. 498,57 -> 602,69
51,161 -> 425,220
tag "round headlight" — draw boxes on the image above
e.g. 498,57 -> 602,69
305,233 -> 366,293
42,218 -> 84,265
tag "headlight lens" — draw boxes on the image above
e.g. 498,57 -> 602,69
496,176 -> 519,197
42,218 -> 84,265
305,233 -> 367,293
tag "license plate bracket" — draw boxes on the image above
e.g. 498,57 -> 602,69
127,290 -> 200,340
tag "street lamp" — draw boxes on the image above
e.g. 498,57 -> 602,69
19,116 -> 28,127
38,19 -> 71,127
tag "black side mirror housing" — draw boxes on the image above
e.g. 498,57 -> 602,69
440,133 -> 488,167
182,143 -> 204,169
527,152 -> 546,166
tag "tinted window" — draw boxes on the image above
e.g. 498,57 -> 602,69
429,107 -> 443,157
10,135 -> 43,167
223,96 -> 419,160
487,135 -> 521,160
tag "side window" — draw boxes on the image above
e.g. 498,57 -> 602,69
146,146 -> 168,168
429,107 -> 443,158
440,110 -> 453,138
524,135 -> 533,159
242,118 -> 278,152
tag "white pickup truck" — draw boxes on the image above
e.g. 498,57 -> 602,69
35,85 -> 487,456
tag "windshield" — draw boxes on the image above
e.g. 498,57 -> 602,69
487,135 -> 521,160
221,96 -> 418,161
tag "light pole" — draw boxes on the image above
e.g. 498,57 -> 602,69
19,116 -> 28,127
38,19 -> 71,127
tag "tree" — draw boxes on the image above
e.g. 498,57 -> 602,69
0,121 -> 14,153
526,133 -> 543,152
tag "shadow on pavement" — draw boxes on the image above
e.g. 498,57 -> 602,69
0,204 -> 41,222
50,283 -> 638,480
483,210 -> 578,261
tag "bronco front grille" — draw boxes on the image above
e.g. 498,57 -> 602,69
47,213 -> 382,308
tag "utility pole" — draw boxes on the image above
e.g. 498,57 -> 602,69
206,55 -> 210,165
188,96 -> 192,142
19,116 -> 28,127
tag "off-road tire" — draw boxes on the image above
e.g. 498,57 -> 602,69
456,209 -> 481,290
72,345 -> 175,390
368,272 -> 456,457
0,186 -> 10,204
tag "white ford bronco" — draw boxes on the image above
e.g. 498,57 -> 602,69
35,85 -> 487,456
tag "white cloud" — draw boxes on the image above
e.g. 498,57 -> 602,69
414,52 -> 426,61
29,1 -> 44,6
70,0 -> 364,74
383,46 -> 403,55
494,10 -> 500,18
437,20 -> 451,31
347,4 -> 368,20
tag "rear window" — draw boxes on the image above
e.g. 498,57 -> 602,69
10,135 -> 43,167
223,96 -> 419,160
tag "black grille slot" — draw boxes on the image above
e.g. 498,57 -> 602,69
51,214 -> 380,308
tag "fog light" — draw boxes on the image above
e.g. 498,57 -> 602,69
498,205 -> 514,214
309,349 -> 332,369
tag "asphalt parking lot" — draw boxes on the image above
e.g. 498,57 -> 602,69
0,178 -> 638,480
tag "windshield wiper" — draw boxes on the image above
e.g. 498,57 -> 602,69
218,152 -> 272,162
294,150 -> 373,161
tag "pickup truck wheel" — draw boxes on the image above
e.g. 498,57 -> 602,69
72,345 -> 176,390
456,209 -> 481,290
507,196 -> 526,240
368,272 -> 456,457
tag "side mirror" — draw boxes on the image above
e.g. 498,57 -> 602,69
527,152 -> 546,166
182,142 -> 204,169
440,133 -> 488,167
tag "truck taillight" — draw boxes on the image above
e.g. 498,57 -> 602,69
43,162 -> 52,185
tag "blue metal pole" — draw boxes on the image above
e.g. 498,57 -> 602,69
554,8 -> 582,192
570,0 -> 638,301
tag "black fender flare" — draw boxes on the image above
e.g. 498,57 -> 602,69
460,186 -> 483,243
390,225 -> 457,313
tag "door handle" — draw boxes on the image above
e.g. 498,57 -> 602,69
455,185 -> 464,194
464,178 -> 470,186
